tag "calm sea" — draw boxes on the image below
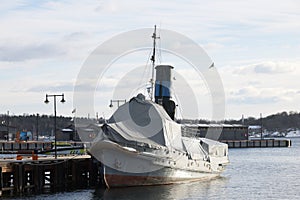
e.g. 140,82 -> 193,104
4,138 -> 300,200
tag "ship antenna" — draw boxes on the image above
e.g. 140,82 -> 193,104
150,25 -> 160,101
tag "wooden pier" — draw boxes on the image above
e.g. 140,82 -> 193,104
0,155 -> 103,197
221,139 -> 291,148
0,141 -> 85,154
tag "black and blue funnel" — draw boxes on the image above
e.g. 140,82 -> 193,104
154,65 -> 176,120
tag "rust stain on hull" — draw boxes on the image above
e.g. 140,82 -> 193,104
104,174 -> 216,188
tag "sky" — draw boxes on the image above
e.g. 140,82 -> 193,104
0,0 -> 300,120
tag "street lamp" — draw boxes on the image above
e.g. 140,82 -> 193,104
109,99 -> 126,108
44,93 -> 65,159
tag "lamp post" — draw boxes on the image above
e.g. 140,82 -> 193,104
260,113 -> 263,140
6,111 -> 9,141
109,99 -> 126,108
44,93 -> 65,159
36,113 -> 39,141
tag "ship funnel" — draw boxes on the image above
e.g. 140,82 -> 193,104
155,65 -> 176,120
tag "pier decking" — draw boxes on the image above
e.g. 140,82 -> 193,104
0,141 -> 84,154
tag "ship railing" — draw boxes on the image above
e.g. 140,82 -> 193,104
181,126 -> 200,137
181,126 -> 209,161
111,140 -> 163,151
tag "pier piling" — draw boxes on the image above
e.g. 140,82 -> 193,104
221,139 -> 291,148
0,155 -> 103,197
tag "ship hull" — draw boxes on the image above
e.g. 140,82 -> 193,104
90,140 -> 222,188
103,165 -> 219,188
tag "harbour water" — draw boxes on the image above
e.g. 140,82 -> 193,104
4,138 -> 300,200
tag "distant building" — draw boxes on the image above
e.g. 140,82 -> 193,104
57,124 -> 81,141
248,125 -> 265,138
0,124 -> 17,140
182,124 -> 249,141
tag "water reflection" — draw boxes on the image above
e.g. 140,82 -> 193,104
93,176 -> 228,200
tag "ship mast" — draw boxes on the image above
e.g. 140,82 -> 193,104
150,25 -> 159,101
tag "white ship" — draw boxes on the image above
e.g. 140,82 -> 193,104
89,26 -> 229,188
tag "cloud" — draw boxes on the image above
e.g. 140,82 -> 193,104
233,61 -> 297,75
94,0 -> 118,13
0,41 -> 66,62
253,62 -> 295,74
227,84 -> 300,106
227,86 -> 283,106
228,96 -> 279,105
27,82 -> 74,93
203,42 -> 224,52
63,32 -> 93,42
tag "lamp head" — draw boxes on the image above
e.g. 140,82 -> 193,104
44,95 -> 49,104
60,96 -> 66,103
109,100 -> 113,108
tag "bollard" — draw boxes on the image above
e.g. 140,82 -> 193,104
32,154 -> 38,160
16,155 -> 22,160
32,151 -> 38,160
